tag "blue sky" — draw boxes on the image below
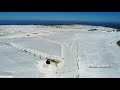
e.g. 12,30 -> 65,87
0,12 -> 120,23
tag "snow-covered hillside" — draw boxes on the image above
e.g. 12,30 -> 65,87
0,25 -> 120,78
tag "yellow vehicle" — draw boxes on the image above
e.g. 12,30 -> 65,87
46,58 -> 61,67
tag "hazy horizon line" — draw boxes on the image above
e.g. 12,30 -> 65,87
0,20 -> 120,23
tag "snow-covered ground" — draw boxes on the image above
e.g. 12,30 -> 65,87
0,25 -> 120,78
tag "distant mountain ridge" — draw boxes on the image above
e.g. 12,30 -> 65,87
0,20 -> 120,29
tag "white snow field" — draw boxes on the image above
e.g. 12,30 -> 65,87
0,25 -> 120,78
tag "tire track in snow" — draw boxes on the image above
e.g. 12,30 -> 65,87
2,41 -> 65,77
